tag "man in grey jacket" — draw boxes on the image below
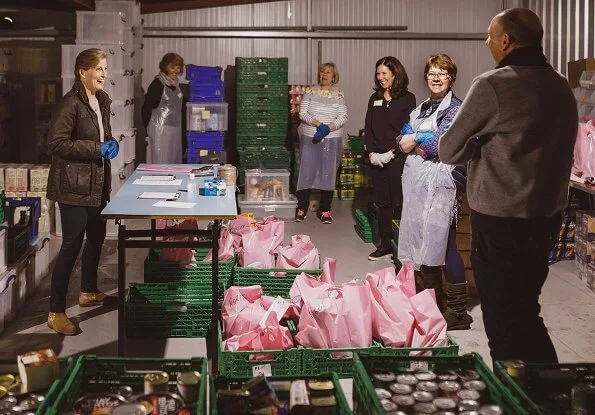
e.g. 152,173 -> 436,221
439,8 -> 577,363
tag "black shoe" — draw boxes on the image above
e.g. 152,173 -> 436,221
368,246 -> 392,261
294,209 -> 307,222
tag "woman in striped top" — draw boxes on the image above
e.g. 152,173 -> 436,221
295,62 -> 348,224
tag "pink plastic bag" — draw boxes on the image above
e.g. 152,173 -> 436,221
158,220 -> 198,262
254,217 -> 285,253
223,314 -> 294,358
221,285 -> 266,338
204,227 -> 235,262
410,289 -> 448,352
229,216 -> 254,252
239,231 -> 278,268
395,263 -> 417,298
365,267 -> 416,347
573,120 -> 595,178
276,234 -> 320,269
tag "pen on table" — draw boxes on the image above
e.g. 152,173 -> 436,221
178,189 -> 188,192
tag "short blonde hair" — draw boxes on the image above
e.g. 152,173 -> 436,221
319,62 -> 339,85
424,54 -> 457,82
74,48 -> 107,80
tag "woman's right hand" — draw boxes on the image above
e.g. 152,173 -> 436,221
399,133 -> 418,153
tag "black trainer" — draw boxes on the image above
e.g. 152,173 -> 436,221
368,246 -> 392,261
294,209 -> 307,222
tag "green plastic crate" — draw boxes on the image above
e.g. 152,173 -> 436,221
237,84 -> 287,97
349,135 -> 366,155
0,357 -> 74,415
126,284 -> 214,338
237,108 -> 288,121
237,95 -> 288,111
301,337 -> 459,378
236,57 -> 288,71
233,263 -> 322,297
209,372 -> 350,415
355,225 -> 374,243
45,355 -> 207,415
494,361 -> 595,414
353,353 -> 525,415
236,134 -> 287,147
218,323 -> 302,378
239,146 -> 291,169
237,120 -> 288,135
7,225 -> 29,263
237,70 -> 288,85
144,248 -> 234,289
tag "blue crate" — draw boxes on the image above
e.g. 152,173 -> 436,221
185,64 -> 222,82
189,81 -> 224,102
187,132 -> 224,149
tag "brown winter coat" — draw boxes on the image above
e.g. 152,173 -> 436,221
46,79 -> 115,207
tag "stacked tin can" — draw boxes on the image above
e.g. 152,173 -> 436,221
235,57 -> 289,187
185,65 -> 227,164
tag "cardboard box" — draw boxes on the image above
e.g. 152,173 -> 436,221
568,58 -> 595,88
4,165 -> 28,192
29,166 -> 50,192
17,348 -> 59,392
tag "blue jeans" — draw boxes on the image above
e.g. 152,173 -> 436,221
471,210 -> 561,363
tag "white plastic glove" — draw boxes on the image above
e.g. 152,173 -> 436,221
369,152 -> 383,167
378,150 -> 395,165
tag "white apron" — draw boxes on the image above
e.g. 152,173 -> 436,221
398,92 -> 457,269
146,83 -> 183,164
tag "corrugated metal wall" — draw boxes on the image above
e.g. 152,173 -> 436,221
527,0 -> 594,76
142,0 -> 504,134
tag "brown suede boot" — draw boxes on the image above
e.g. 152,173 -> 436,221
443,283 -> 473,331
420,267 -> 446,312
78,292 -> 105,307
47,312 -> 77,335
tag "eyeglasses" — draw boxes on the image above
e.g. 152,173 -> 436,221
426,72 -> 450,80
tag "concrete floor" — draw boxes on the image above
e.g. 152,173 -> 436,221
1,200 -> 594,367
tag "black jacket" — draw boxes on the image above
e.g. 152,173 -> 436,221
46,79 -> 115,207
364,91 -> 416,153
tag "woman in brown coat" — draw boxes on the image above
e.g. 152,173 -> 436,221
46,48 -> 119,335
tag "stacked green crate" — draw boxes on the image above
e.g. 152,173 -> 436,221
236,58 -> 290,186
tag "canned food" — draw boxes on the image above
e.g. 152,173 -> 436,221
439,380 -> 461,398
216,389 -> 250,414
308,380 -> 335,397
458,389 -> 481,401
389,383 -> 412,395
18,397 -> 41,411
460,412 -> 480,415
413,402 -> 436,414
458,370 -> 480,382
437,370 -> 458,381
417,381 -> 439,393
135,393 -> 184,415
459,399 -> 481,411
391,394 -> 415,408
412,390 -> 434,403
375,388 -> 392,400
0,397 -> 17,409
112,404 -> 148,415
396,374 -> 418,386
0,375 -> 15,388
372,372 -> 396,388
502,360 -> 526,385
176,371 -> 201,403
116,385 -> 134,399
311,394 -> 337,414
380,398 -> 398,412
73,393 -> 127,414
144,372 -> 169,394
463,380 -> 487,393
478,405 -> 503,415
433,397 -> 456,410
243,375 -> 277,409
415,371 -> 437,381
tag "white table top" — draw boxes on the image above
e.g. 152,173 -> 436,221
101,164 -> 237,220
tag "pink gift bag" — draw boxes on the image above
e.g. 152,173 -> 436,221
204,227 -> 235,262
276,234 -> 320,269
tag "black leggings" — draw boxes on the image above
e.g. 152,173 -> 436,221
297,189 -> 333,213
421,223 -> 466,284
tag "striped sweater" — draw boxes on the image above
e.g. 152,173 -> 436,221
298,86 -> 348,139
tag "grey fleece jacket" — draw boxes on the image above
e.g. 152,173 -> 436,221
438,65 -> 578,218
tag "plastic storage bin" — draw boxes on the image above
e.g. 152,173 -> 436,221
186,102 -> 228,131
579,70 -> 595,88
189,81 -> 224,102
62,44 -> 133,77
187,131 -> 224,152
185,64 -> 222,81
75,11 -> 129,45
33,235 -> 51,288
237,194 -> 297,220
0,271 -> 15,335
244,168 -> 290,201
112,127 -> 136,164
0,224 -> 6,274
95,0 -> 142,26
110,99 -> 134,130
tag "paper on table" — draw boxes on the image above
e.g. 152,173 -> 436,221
138,192 -> 179,200
133,179 -> 183,186
153,201 -> 196,208
137,165 -> 194,173
139,175 -> 176,181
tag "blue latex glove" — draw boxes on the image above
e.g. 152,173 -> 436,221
100,142 -> 111,159
312,123 -> 331,144
107,140 -> 119,159
415,131 -> 434,145
400,123 -> 414,135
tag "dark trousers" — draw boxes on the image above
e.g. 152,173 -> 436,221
297,189 -> 333,213
470,210 -> 561,363
371,151 -> 407,249
50,202 -> 107,312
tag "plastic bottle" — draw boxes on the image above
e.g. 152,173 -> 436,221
187,173 -> 196,198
